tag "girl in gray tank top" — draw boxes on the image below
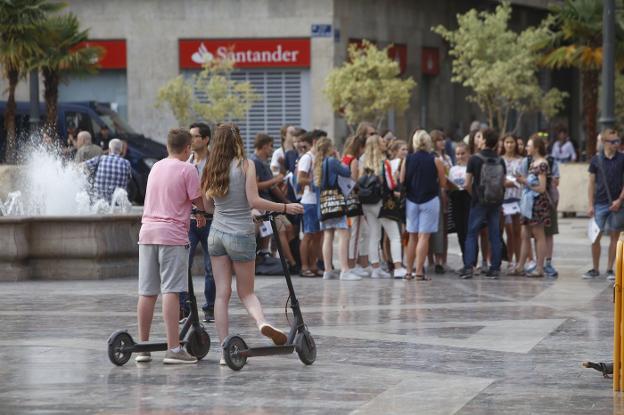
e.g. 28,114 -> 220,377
211,160 -> 255,235
202,124 -> 304,361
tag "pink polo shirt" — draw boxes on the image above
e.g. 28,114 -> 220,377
139,158 -> 201,245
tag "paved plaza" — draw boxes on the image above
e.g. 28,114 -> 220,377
0,217 -> 621,414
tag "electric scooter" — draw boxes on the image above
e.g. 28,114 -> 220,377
222,212 -> 316,371
107,267 -> 211,366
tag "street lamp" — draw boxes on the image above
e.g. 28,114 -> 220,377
600,0 -> 616,131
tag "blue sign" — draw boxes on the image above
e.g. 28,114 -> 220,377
311,24 -> 332,38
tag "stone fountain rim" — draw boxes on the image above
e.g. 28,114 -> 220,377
0,213 -> 142,223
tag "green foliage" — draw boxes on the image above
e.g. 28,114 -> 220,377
433,2 -> 567,133
0,0 -> 65,75
156,58 -> 260,126
34,13 -> 102,77
324,40 -> 416,129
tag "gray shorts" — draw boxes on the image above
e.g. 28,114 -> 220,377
208,228 -> 256,262
138,244 -> 189,296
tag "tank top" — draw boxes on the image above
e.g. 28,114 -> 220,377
211,159 -> 255,235
342,154 -> 355,166
405,150 -> 439,204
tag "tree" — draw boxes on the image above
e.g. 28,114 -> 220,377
156,57 -> 260,126
324,40 -> 416,130
541,0 -> 624,157
34,13 -> 102,134
0,0 -> 63,162
433,2 -> 567,135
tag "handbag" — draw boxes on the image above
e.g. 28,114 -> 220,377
378,160 -> 402,222
344,159 -> 363,217
319,159 -> 346,221
596,153 -> 624,230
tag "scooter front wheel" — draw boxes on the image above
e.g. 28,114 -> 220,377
295,329 -> 317,365
107,330 -> 135,366
223,335 -> 248,371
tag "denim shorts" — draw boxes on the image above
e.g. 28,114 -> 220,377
320,215 -> 348,230
208,228 -> 256,262
303,203 -> 321,234
406,197 -> 440,234
594,202 -> 624,233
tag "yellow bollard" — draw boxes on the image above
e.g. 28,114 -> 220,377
614,239 -> 623,391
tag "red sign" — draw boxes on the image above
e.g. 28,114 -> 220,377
388,43 -> 407,75
348,39 -> 407,75
76,39 -> 127,70
421,47 -> 440,76
179,38 -> 311,69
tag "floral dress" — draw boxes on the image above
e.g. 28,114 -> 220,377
524,161 -> 551,227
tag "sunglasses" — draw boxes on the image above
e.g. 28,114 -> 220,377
605,139 -> 621,145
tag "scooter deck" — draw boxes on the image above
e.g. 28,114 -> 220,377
239,344 -> 295,358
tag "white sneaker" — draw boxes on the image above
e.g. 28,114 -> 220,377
340,270 -> 362,281
393,267 -> 407,279
525,260 -> 536,271
352,266 -> 371,278
323,270 -> 339,280
371,268 -> 392,279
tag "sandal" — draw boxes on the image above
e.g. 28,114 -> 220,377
415,274 -> 431,281
404,273 -> 415,281
507,268 -> 525,277
525,270 -> 544,278
300,269 -> 316,278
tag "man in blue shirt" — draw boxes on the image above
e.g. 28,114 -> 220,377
584,128 -> 624,280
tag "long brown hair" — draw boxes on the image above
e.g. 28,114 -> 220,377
314,137 -> 334,187
361,135 -> 385,176
343,135 -> 366,157
202,123 -> 246,198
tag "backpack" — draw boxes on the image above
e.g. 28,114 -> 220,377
357,167 -> 382,204
476,153 -> 505,204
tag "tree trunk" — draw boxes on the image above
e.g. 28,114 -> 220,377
4,68 -> 19,163
582,69 -> 600,158
43,68 -> 60,136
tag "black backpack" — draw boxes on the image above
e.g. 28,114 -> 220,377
357,168 -> 382,204
476,154 -> 505,204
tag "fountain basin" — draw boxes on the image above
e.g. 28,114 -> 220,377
0,214 -> 141,281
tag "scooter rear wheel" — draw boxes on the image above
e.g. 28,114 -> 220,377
295,330 -> 316,365
223,335 -> 248,371
186,327 -> 211,360
107,331 -> 134,366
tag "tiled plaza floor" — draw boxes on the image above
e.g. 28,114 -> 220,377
0,218 -> 621,414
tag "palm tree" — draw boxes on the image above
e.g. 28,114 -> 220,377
0,0 -> 63,162
541,0 -> 624,158
35,13 -> 102,134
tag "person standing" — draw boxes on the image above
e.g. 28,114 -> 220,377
203,124 -> 303,364
500,134 -> 523,270
458,128 -> 506,280
429,130 -> 453,274
84,138 -> 131,203
360,135 -> 406,278
551,125 -> 576,164
448,142 -> 471,262
512,135 -> 551,278
136,128 -> 208,364
270,124 -> 296,175
179,122 -> 216,323
584,128 -> 624,280
74,131 -> 103,163
400,130 -> 447,281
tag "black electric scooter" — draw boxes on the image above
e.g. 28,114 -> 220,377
107,268 -> 211,366
222,212 -> 316,371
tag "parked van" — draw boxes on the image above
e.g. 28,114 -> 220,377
0,101 -> 167,203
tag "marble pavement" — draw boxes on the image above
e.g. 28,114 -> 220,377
0,218 -> 621,414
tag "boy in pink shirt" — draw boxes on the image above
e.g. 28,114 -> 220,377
136,128 -> 207,364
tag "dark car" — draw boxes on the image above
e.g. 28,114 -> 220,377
0,101 -> 167,204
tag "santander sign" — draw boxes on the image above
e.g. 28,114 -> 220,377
179,38 -> 311,69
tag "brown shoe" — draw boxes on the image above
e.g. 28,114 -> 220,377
260,323 -> 287,345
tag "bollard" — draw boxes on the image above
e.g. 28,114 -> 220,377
615,241 -> 621,390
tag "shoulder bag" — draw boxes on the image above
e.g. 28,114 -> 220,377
319,158 -> 346,221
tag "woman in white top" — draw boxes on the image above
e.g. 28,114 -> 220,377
501,134 -> 523,268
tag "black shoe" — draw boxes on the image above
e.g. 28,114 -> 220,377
434,264 -> 445,274
202,306 -> 214,323
484,269 -> 500,279
458,267 -> 473,279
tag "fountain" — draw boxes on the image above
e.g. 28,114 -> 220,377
0,144 -> 142,281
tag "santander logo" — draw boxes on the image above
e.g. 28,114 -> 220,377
180,39 -> 311,69
191,43 -> 215,64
